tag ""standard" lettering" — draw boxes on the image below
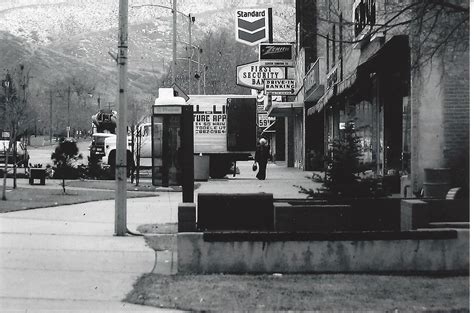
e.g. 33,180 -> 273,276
237,10 -> 266,18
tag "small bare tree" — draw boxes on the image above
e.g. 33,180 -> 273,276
0,64 -> 33,199
127,95 -> 151,185
314,0 -> 468,69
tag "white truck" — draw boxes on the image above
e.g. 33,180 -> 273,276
90,93 -> 258,179
0,134 -> 29,167
187,94 -> 257,178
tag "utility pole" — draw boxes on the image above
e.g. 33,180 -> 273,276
188,14 -> 192,93
172,0 -> 177,83
203,65 -> 207,95
49,90 -> 52,144
115,0 -> 128,236
197,47 -> 201,95
3,73 -> 10,131
67,85 -> 71,138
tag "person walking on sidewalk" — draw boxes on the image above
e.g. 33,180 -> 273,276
255,138 -> 270,180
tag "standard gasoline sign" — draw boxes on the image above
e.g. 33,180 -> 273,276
235,8 -> 270,46
236,60 -> 285,90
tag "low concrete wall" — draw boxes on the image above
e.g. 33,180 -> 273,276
177,230 -> 469,274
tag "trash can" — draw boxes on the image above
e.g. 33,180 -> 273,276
29,168 -> 46,185
194,154 -> 209,181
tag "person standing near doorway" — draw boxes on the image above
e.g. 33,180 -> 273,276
255,138 -> 270,180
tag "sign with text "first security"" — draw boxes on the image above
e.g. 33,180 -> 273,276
235,8 -> 270,46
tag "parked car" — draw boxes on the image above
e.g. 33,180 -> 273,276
0,139 -> 29,167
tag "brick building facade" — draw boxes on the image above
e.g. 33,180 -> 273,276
294,0 -> 469,196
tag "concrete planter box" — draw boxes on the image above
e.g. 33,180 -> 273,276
177,196 -> 469,274
274,198 -> 401,232
144,234 -> 177,252
177,230 -> 469,274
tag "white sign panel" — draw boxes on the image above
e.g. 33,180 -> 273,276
264,79 -> 296,95
193,104 -> 227,153
236,61 -> 285,90
258,113 -> 276,128
235,8 -> 269,46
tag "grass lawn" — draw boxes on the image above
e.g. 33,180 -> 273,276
0,184 -> 159,213
125,273 -> 469,312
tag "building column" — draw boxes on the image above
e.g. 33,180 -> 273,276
286,114 -> 295,167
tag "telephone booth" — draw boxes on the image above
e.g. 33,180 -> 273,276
152,88 -> 194,202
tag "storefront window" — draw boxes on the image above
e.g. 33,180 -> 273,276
351,100 -> 374,166
401,96 -> 411,174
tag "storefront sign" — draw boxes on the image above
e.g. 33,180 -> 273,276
264,79 -> 296,95
236,61 -> 285,89
326,66 -> 338,90
259,43 -> 294,66
295,47 -> 305,91
258,113 -> 275,129
193,105 -> 226,135
304,59 -> 322,93
153,106 -> 182,114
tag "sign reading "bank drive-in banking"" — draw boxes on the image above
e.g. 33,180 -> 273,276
235,8 -> 270,46
264,79 -> 296,95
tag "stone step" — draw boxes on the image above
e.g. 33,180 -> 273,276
428,222 -> 470,229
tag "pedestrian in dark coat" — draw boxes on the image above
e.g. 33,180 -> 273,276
255,138 -> 270,180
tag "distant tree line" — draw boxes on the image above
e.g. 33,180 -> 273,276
160,27 -> 259,95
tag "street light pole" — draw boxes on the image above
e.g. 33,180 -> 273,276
172,0 -> 177,84
131,3 -> 193,88
115,0 -> 128,236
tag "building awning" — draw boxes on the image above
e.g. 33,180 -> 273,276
356,35 -> 409,79
307,71 -> 357,116
267,101 -> 304,117
307,35 -> 410,116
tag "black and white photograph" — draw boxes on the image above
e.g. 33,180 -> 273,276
0,0 -> 469,311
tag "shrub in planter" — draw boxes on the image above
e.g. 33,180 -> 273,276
298,123 -> 389,199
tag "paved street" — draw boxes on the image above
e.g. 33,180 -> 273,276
28,138 -> 91,167
0,161 -> 317,312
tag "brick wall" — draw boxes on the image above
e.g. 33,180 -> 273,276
442,52 -> 470,188
443,53 -> 470,164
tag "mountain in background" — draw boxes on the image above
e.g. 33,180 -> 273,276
0,0 -> 295,131
0,0 -> 295,75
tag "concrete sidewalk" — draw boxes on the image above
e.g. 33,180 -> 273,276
0,161 -> 317,312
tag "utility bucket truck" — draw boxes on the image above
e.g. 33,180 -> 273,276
89,109 -> 135,177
